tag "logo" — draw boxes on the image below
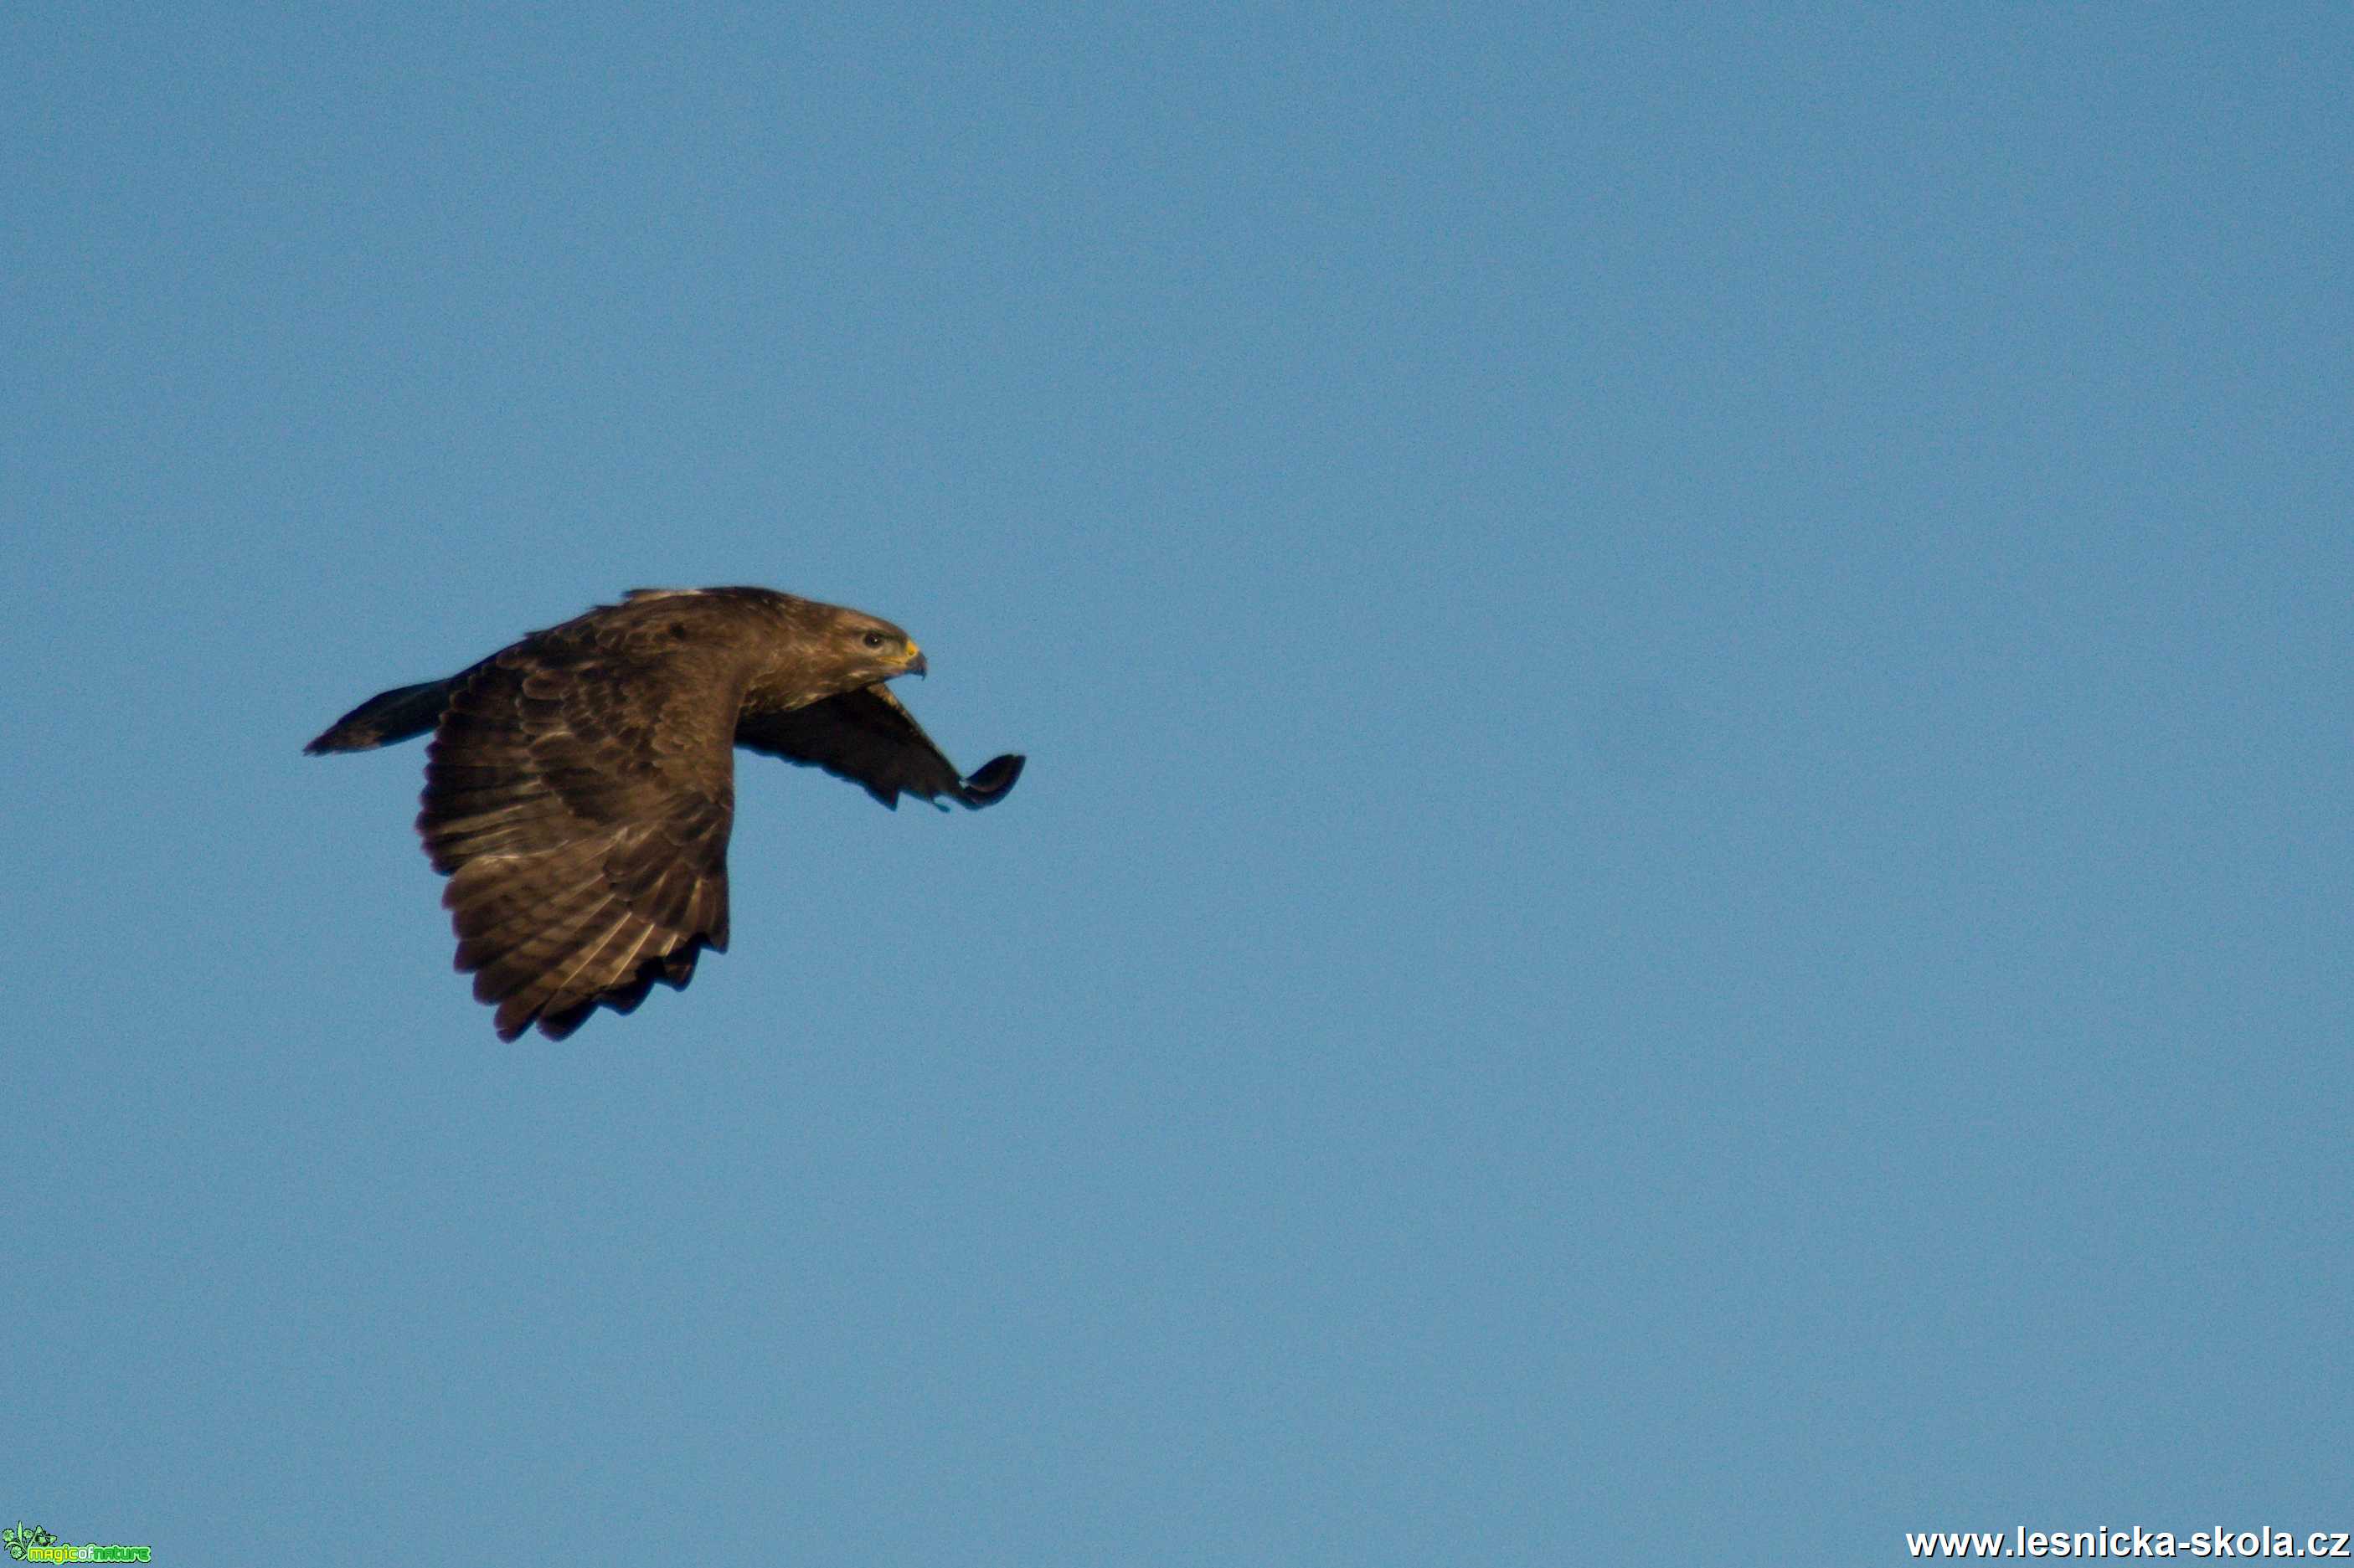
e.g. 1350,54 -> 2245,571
3,1524 -> 150,1564
0,1526 -> 50,1561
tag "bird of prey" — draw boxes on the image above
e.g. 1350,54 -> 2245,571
306,586 -> 1023,1041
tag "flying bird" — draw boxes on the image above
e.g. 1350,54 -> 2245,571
307,586 -> 1023,1041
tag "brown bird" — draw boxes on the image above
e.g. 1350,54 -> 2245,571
307,586 -> 1023,1041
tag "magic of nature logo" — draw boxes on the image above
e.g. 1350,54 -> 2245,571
3,1523 -> 150,1564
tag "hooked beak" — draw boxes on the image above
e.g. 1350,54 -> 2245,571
902,645 -> 928,678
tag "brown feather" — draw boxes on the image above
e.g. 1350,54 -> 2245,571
307,586 -> 1023,1040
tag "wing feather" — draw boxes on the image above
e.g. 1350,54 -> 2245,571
738,684 -> 1023,810
417,623 -> 744,1040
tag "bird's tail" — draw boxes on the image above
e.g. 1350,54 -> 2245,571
305,677 -> 458,753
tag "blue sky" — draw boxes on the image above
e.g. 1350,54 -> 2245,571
7,3 -> 2349,1561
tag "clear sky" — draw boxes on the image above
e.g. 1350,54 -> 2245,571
7,4 -> 2349,1562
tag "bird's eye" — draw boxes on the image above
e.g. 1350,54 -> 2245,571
861,631 -> 889,650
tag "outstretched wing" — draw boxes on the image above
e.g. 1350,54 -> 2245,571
737,684 -> 1024,810
419,630 -> 740,1041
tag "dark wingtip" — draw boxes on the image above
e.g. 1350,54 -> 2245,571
959,753 -> 1024,808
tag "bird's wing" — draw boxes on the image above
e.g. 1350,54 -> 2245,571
418,627 -> 741,1041
736,683 -> 1024,811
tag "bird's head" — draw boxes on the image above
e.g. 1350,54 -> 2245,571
830,611 -> 928,686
